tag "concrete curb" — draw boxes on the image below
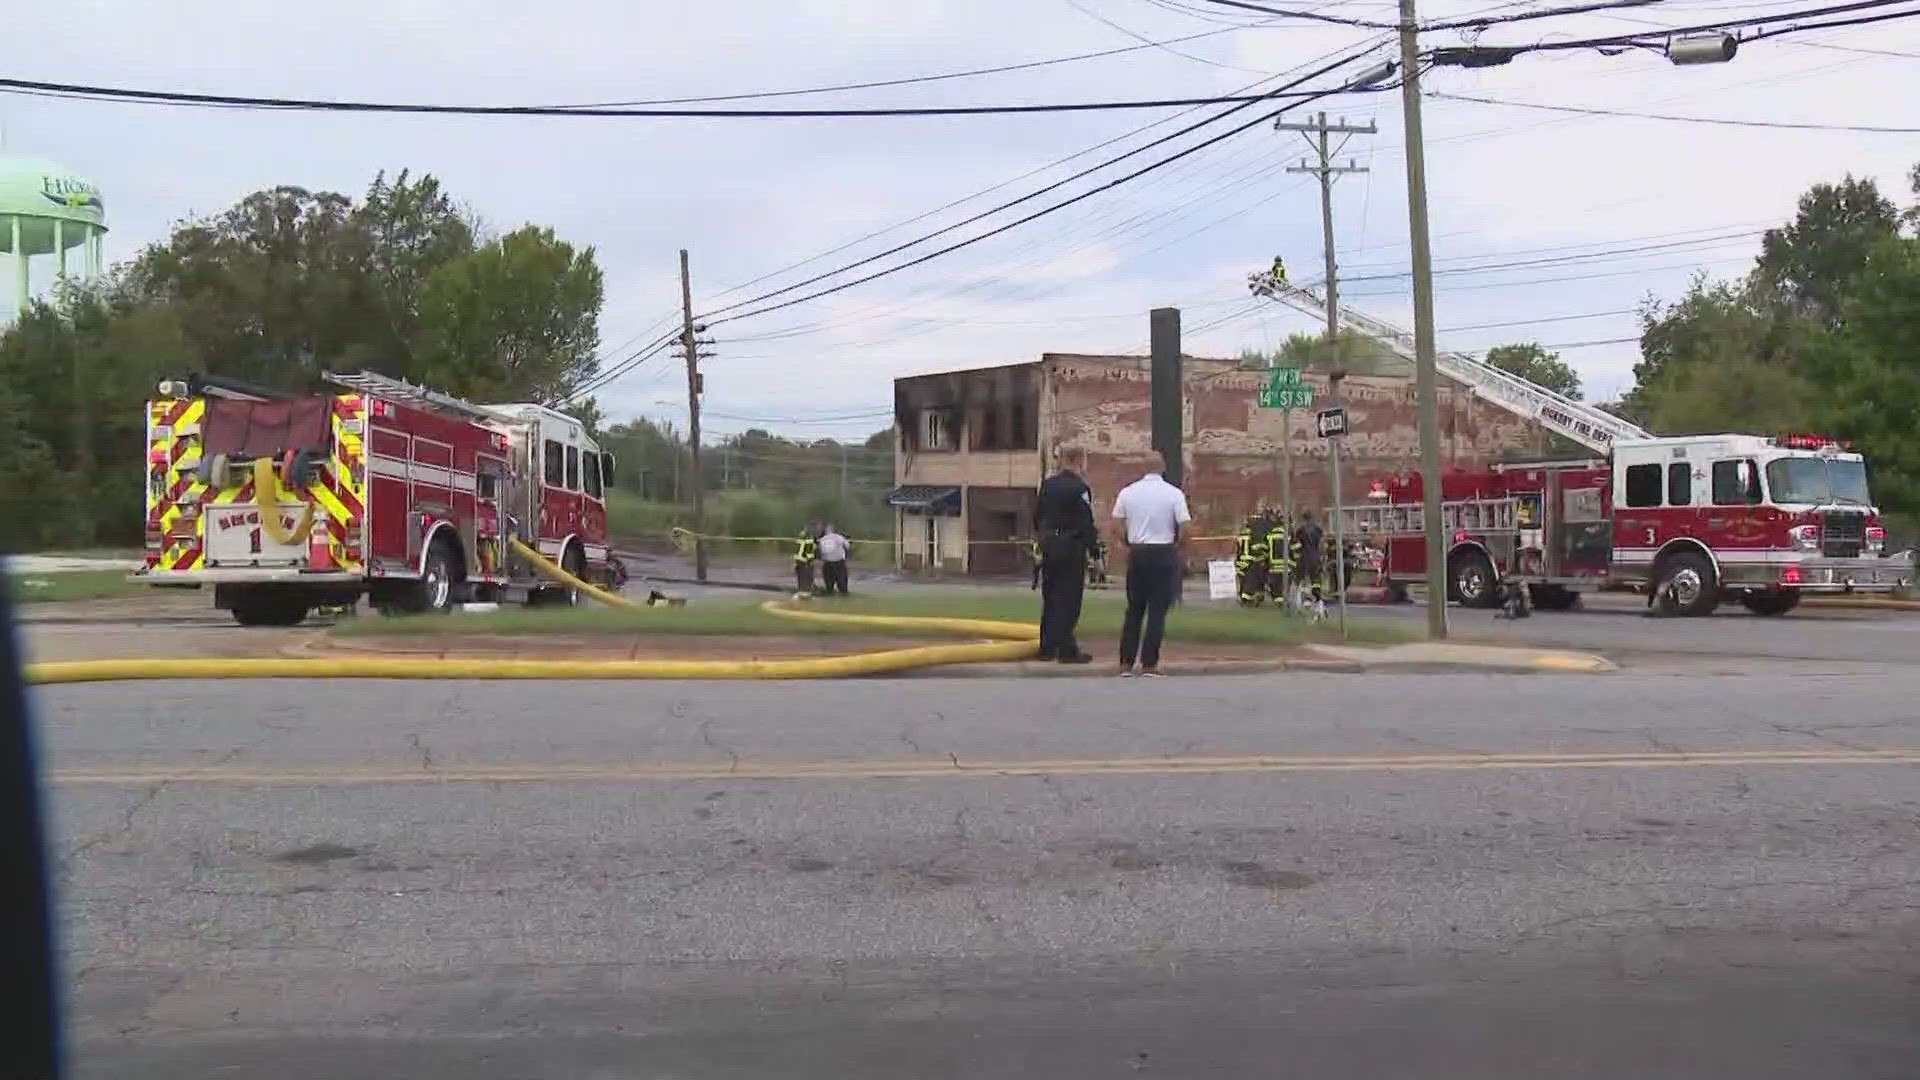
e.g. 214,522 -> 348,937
1315,642 -> 1617,674
1802,597 -> 1920,612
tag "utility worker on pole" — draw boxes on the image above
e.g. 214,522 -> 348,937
1264,512 -> 1292,608
793,521 -> 820,598
1234,511 -> 1270,606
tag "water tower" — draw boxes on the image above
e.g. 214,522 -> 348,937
0,155 -> 107,323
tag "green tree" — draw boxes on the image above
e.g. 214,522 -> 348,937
1752,174 -> 1900,327
1272,329 -> 1408,376
348,170 -> 476,371
1805,234 -> 1920,515
1631,278 -> 1820,435
1485,342 -> 1581,399
125,185 -> 363,388
413,225 -> 604,402
0,281 -> 193,548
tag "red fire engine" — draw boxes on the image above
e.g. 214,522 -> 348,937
1259,285 -> 1912,617
136,370 -> 622,625
1347,434 -> 1907,616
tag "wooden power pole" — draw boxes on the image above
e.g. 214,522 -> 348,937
1280,110 -> 1373,637
677,249 -> 708,582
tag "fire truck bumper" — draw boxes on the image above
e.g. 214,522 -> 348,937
1720,555 -> 1913,593
132,568 -> 364,586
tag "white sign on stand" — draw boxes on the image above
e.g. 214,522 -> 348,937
1207,560 -> 1238,600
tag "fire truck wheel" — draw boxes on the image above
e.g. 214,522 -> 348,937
415,539 -> 461,614
229,588 -> 310,627
1654,549 -> 1720,617
1447,549 -> 1498,609
1740,589 -> 1801,616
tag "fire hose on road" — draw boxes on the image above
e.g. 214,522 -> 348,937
26,538 -> 1040,685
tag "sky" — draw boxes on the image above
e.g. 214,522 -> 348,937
4,0 -> 1917,441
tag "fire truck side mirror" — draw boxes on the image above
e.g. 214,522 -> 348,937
1740,460 -> 1762,504
601,452 -> 617,487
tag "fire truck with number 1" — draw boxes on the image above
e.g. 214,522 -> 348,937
136,370 -> 624,625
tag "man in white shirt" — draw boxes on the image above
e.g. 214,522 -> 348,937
817,524 -> 851,596
1109,450 -> 1191,677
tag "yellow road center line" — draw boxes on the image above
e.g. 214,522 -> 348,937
49,748 -> 1920,786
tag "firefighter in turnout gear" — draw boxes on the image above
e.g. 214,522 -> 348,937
1087,537 -> 1111,588
1028,536 -> 1043,590
1293,512 -> 1327,617
1265,514 -> 1292,607
1234,513 -> 1271,605
793,524 -> 820,598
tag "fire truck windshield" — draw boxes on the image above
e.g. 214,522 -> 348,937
1766,455 -> 1871,506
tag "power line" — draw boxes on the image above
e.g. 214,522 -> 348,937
1065,0 -> 1277,73
1440,307 -> 1637,331
553,24 -> 1267,106
705,86 -> 1373,328
1339,229 -> 1762,282
0,74 -> 1375,119
1430,89 -> 1920,132
1198,0 -> 1665,30
562,330 -> 681,403
699,45 -> 1392,324
1444,0 -> 1920,58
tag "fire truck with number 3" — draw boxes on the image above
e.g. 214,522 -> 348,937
135,370 -> 623,625
1262,285 -> 1913,616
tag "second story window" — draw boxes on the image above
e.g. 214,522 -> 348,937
924,410 -> 950,451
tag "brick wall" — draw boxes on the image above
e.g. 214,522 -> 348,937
1040,353 -> 1549,539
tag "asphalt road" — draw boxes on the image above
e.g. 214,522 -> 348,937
38,668 -> 1920,1079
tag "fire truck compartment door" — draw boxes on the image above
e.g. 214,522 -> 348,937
203,503 -> 311,567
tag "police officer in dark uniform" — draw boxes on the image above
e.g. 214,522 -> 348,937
1036,447 -> 1097,663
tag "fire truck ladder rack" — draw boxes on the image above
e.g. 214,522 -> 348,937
1264,284 -> 1653,454
322,370 -> 510,426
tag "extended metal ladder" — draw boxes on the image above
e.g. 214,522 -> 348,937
1262,283 -> 1652,454
322,370 -> 512,426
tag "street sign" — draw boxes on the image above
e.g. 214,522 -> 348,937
1257,385 -> 1313,409
1315,406 -> 1348,438
1267,366 -> 1302,389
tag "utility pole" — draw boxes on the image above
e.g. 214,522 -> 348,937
839,442 -> 849,502
1280,110 -> 1372,638
1398,0 -> 1448,639
677,249 -> 709,583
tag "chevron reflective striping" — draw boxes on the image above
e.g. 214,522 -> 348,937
327,393 -> 367,570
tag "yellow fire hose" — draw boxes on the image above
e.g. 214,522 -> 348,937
252,458 -> 317,546
27,536 -> 1040,684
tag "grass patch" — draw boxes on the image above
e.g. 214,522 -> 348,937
5,570 -> 149,604
333,589 -> 1414,647
831,591 -> 1416,646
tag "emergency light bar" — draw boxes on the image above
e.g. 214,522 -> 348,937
1774,433 -> 1851,450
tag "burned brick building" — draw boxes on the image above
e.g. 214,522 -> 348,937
888,352 -> 1554,575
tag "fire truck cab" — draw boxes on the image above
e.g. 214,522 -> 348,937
1348,433 -> 1910,617
136,370 -> 623,626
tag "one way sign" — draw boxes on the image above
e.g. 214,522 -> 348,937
1315,406 -> 1348,439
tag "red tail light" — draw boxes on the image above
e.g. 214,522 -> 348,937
1782,565 -> 1802,585
1867,526 -> 1886,554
